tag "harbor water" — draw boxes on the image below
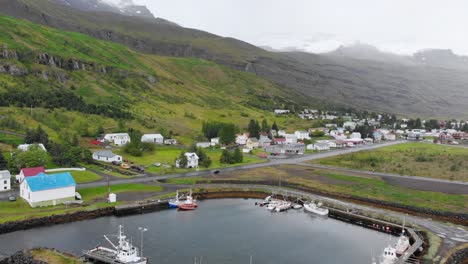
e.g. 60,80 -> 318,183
0,199 -> 394,264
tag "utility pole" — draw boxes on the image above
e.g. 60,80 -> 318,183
138,227 -> 148,257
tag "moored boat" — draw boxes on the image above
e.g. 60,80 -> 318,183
395,220 -> 410,256
84,225 -> 148,264
292,203 -> 303,209
178,189 -> 198,211
168,190 -> 181,209
303,201 -> 329,216
274,201 -> 292,212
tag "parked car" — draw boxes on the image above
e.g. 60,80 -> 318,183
112,161 -> 121,166
121,163 -> 130,169
8,196 -> 16,202
153,162 -> 161,167
131,165 -> 145,172
75,192 -> 82,200
212,170 -> 220,175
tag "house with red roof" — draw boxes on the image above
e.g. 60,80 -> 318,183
16,166 -> 46,182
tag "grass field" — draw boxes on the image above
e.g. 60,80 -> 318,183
312,142 -> 468,181
69,170 -> 102,184
0,183 -> 163,224
0,132 -> 24,146
31,248 -> 84,264
173,165 -> 468,213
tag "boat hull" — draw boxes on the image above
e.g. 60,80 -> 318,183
178,203 -> 197,210
304,203 -> 329,216
168,201 -> 179,209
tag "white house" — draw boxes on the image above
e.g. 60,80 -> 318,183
274,109 -> 290,115
20,172 -> 76,207
236,134 -> 248,145
17,143 -> 47,152
103,133 -> 131,146
92,150 -> 123,163
16,166 -> 46,182
343,121 -> 357,131
196,142 -> 212,148
310,143 -> 330,151
294,130 -> 310,140
176,152 -> 199,168
141,134 -> 164,144
277,130 -> 287,137
0,170 -> 11,191
350,132 -> 362,139
285,134 -> 298,144
210,137 -> 220,146
164,139 -> 177,145
384,133 -> 397,141
317,140 -> 337,148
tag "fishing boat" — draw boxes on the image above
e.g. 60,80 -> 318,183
395,219 -> 410,256
168,190 -> 181,209
178,189 -> 198,211
84,225 -> 148,264
303,201 -> 329,216
374,244 -> 398,264
266,200 -> 281,211
274,201 -> 292,212
292,203 -> 303,209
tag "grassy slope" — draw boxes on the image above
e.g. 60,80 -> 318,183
313,142 -> 468,181
31,248 -> 83,264
0,14 -> 312,141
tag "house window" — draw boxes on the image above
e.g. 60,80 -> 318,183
3,180 -> 6,184
3,187 -> 6,190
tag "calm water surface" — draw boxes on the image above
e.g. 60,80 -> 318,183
0,199 -> 394,263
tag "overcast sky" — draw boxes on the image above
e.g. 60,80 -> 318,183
133,0 -> 467,55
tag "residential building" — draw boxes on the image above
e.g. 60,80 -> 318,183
259,135 -> 272,147
294,130 -> 310,140
92,150 -> 123,163
164,139 -> 177,145
350,132 -> 362,139
335,140 -> 346,148
210,137 -> 220,146
265,144 -> 305,155
16,166 -> 46,182
285,134 -> 298,144
17,143 -> 47,152
277,130 -> 287,137
196,142 -> 211,148
103,133 -> 131,146
20,172 -> 76,207
176,153 -> 199,168
0,170 -> 11,191
384,133 -> 397,141
343,121 -> 357,131
236,133 -> 248,145
246,138 -> 260,149
274,109 -> 290,115
310,143 -> 330,151
141,134 -> 164,144
274,138 -> 286,145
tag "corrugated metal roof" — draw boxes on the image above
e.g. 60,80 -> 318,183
21,166 -> 46,177
25,172 -> 76,192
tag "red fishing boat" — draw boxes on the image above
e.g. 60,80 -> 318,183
178,203 -> 197,211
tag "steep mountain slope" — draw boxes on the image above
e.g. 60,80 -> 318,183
0,0 -> 269,69
1,0 -> 467,118
0,14 -> 310,139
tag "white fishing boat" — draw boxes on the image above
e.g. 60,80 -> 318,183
85,225 -> 148,264
303,201 -> 329,216
375,245 -> 398,264
395,218 -> 410,256
274,201 -> 292,212
292,203 -> 303,209
266,200 -> 282,211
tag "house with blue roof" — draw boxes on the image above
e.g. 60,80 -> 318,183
20,172 -> 76,207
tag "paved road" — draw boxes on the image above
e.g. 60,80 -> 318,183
300,164 -> 468,194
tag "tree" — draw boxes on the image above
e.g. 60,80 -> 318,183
261,119 -> 269,133
123,129 -> 155,156
25,125 -> 49,148
220,149 -> 231,164
232,148 -> 243,163
96,126 -> 105,136
11,145 -> 49,170
271,121 -> 279,131
248,119 -> 260,139
200,157 -> 212,168
177,152 -> 188,168
0,152 -> 7,170
219,124 -> 236,145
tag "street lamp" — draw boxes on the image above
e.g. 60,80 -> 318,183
138,227 -> 148,257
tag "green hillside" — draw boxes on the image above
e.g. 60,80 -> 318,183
0,14 -> 313,141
